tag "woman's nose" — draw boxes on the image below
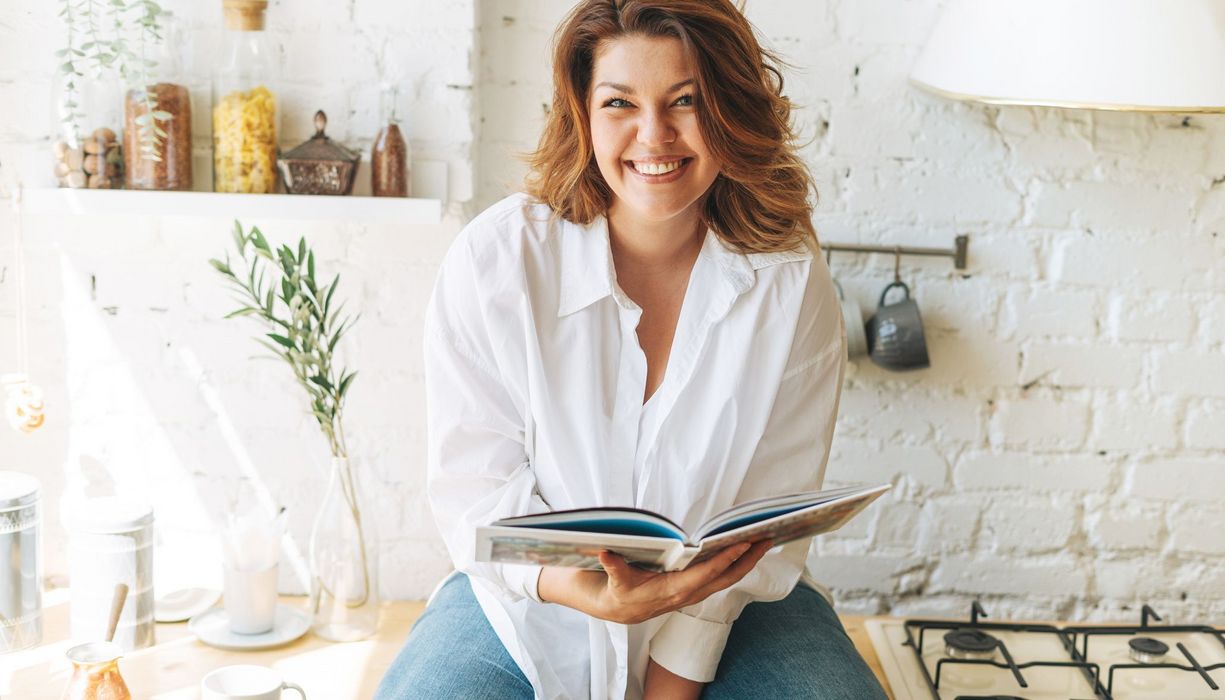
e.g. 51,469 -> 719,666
636,109 -> 676,146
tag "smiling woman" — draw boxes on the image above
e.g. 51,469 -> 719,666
374,2 -> 884,700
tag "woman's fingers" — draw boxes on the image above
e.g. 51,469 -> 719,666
689,540 -> 773,602
669,541 -> 753,590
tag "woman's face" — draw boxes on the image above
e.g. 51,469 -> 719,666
588,34 -> 721,226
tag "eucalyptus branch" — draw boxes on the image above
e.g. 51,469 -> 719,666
56,0 -> 170,159
209,221 -> 360,459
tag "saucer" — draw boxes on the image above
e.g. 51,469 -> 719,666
155,588 -> 222,623
188,603 -> 310,651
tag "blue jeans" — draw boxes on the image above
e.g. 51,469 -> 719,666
375,573 -> 887,699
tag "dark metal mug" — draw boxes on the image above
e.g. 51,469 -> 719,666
866,281 -> 930,370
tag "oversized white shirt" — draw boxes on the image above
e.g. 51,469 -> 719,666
425,193 -> 847,700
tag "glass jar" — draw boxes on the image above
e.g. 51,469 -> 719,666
212,0 -> 279,194
371,85 -> 409,197
52,76 -> 123,189
309,456 -> 379,641
123,12 -> 192,191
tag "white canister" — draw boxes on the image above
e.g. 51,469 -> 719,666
0,471 -> 42,652
66,497 -> 155,650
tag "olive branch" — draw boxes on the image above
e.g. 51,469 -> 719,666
208,221 -> 359,459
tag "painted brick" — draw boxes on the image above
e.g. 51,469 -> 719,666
1051,234 -> 1217,290
826,441 -> 948,489
1000,287 -> 1101,340
1020,343 -> 1144,390
916,498 -> 980,553
1126,458 -> 1225,503
981,498 -> 1077,554
1167,505 -> 1225,555
989,396 -> 1091,450
1107,293 -> 1195,343
1185,401 -> 1225,450
1085,502 -> 1165,551
930,555 -> 1089,597
955,452 -> 1117,493
1089,400 -> 1181,452
805,554 -> 926,595
1153,350 -> 1225,398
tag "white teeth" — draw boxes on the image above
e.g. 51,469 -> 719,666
633,160 -> 684,175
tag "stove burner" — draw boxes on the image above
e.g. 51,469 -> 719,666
944,629 -> 1000,659
1128,636 -> 1170,663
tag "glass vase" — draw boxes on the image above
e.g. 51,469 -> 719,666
309,456 -> 379,641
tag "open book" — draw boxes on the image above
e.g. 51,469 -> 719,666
475,483 -> 890,572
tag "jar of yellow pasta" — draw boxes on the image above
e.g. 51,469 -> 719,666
212,0 -> 280,193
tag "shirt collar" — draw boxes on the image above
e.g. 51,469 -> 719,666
556,214 -> 813,318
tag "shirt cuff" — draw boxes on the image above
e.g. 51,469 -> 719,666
500,564 -> 543,603
649,612 -> 733,683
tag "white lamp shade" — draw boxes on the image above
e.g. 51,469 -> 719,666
911,0 -> 1225,111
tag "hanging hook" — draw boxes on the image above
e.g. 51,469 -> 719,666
892,246 -> 902,284
825,246 -> 832,267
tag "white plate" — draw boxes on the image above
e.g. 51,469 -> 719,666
155,588 -> 222,623
188,603 -> 310,651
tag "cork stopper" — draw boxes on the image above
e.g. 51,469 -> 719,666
223,0 -> 268,30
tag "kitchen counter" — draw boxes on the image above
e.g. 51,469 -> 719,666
3,591 -> 894,698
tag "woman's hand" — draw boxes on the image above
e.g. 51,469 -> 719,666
538,540 -> 772,625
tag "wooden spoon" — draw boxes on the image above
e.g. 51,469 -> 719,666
105,583 -> 129,643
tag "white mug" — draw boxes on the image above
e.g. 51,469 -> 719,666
223,563 -> 278,635
201,664 -> 306,700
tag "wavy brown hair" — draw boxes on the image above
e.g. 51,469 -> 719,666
524,0 -> 817,254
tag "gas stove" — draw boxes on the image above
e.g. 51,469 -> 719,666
866,602 -> 1225,699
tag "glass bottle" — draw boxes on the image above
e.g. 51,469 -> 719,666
124,12 -> 192,191
371,85 -> 409,197
309,456 -> 379,641
212,0 -> 279,193
52,76 -> 123,190
61,642 -> 131,700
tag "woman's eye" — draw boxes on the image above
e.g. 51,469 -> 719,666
674,94 -> 694,107
603,98 -> 632,108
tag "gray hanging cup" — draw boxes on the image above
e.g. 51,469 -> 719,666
866,281 -> 930,370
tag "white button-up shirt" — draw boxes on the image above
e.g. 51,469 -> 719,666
425,194 -> 847,700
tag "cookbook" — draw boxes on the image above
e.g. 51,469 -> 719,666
475,483 -> 890,572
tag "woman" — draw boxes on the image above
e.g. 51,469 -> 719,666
377,1 -> 887,698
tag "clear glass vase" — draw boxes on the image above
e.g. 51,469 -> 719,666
309,457 -> 379,641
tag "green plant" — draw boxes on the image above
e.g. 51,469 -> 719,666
209,221 -> 360,459
57,0 -> 171,159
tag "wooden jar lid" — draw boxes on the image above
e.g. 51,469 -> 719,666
223,0 -> 268,31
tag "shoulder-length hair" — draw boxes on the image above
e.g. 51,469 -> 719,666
524,0 -> 817,254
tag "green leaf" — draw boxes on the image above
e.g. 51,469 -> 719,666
231,220 -> 246,254
224,307 -> 260,319
309,374 -> 333,391
250,227 -> 272,256
267,333 -> 294,349
208,258 -> 233,276
339,371 -> 357,397
297,238 -> 306,265
264,287 -> 275,316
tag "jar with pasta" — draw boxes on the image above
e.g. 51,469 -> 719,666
212,0 -> 280,194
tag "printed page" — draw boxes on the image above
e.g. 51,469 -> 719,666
476,525 -> 682,572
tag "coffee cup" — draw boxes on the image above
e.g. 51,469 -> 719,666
201,664 -> 306,700
865,281 -> 930,370
223,563 -> 278,635
834,280 -> 868,359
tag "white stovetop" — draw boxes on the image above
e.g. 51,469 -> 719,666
867,618 -> 1225,700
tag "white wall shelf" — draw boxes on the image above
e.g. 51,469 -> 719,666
21,188 -> 443,225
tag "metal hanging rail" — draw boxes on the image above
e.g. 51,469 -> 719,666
821,234 -> 969,270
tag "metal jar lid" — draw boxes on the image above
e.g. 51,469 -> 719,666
64,496 -> 154,534
0,471 -> 40,511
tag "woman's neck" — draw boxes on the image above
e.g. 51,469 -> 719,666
607,201 -> 705,275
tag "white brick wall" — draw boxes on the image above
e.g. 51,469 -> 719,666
2,0 -> 1223,626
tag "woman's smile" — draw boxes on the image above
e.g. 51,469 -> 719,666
625,156 -> 694,181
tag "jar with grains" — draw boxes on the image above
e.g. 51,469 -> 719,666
124,13 -> 192,191
52,77 -> 123,189
212,0 -> 280,194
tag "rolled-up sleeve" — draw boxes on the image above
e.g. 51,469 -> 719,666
650,262 -> 848,682
425,229 -> 549,602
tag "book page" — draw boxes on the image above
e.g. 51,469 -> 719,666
689,484 -> 889,565
476,525 -> 681,572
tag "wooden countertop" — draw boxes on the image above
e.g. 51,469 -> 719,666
4,592 -> 894,699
